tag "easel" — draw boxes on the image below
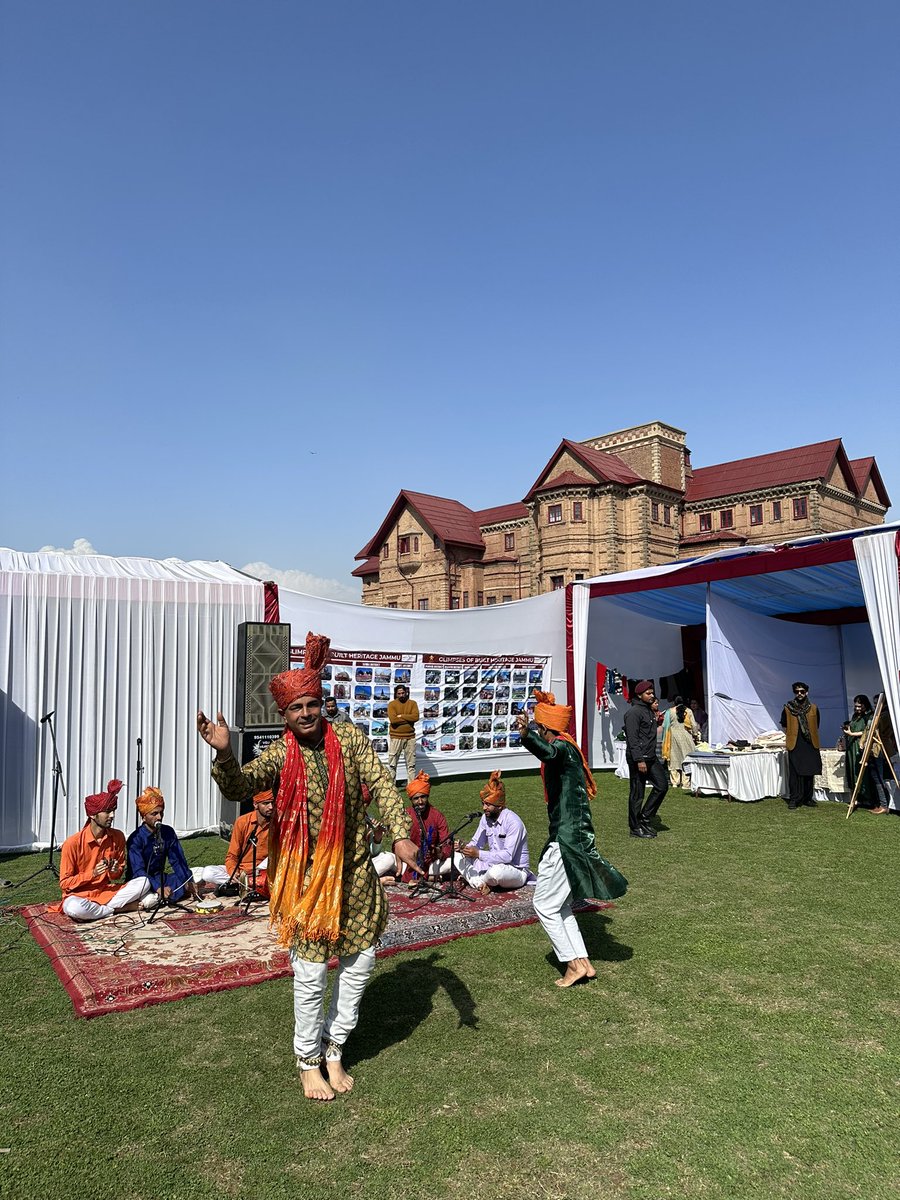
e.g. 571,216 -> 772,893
847,694 -> 899,817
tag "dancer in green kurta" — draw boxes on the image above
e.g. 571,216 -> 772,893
515,692 -> 627,988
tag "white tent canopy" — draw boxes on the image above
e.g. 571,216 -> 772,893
0,550 -> 263,851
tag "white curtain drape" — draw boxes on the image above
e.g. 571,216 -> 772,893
0,552 -> 263,850
853,531 -> 900,745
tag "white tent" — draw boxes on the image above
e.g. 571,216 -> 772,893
0,550 -> 263,851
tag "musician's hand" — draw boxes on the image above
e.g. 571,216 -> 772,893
197,710 -> 232,753
371,822 -> 385,841
93,859 -> 108,877
461,844 -> 480,861
393,838 -> 424,879
161,886 -> 172,900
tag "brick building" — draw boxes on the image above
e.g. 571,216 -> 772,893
353,423 -> 890,610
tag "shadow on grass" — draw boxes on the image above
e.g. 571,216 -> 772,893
349,951 -> 477,1064
543,910 -> 633,975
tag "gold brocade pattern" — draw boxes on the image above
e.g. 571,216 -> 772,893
211,725 -> 410,963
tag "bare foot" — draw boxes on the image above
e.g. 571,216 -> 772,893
326,1059 -> 355,1093
477,884 -> 490,897
299,1067 -> 335,1101
555,960 -> 590,988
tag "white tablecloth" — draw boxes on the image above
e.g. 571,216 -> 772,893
685,750 -> 788,802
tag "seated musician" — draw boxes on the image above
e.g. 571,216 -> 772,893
448,770 -> 533,894
402,772 -> 451,883
193,789 -> 274,895
54,779 -> 151,921
126,786 -> 197,907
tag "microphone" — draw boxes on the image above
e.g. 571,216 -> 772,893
465,811 -> 482,821
40,711 -> 55,724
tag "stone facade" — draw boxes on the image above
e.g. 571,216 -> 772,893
355,426 -> 889,609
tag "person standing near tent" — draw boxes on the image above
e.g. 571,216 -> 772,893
780,681 -> 823,809
197,631 -> 422,1103
515,693 -> 627,988
661,696 -> 698,789
624,681 -> 669,837
387,683 -> 419,783
843,695 -> 877,811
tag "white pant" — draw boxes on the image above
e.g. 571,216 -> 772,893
192,860 -> 268,888
291,946 -> 377,1069
63,875 -> 151,922
441,853 -> 528,891
372,852 -> 399,877
533,842 -> 587,963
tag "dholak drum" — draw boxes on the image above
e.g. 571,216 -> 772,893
193,898 -> 224,916
240,870 -> 269,900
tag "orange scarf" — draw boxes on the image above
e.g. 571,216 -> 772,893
539,731 -> 597,802
268,724 -> 346,949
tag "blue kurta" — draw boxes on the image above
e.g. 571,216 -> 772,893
126,823 -> 193,897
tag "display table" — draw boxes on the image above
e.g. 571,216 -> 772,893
814,749 -> 848,804
684,749 -> 788,803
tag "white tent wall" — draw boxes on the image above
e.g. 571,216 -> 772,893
0,551 -> 263,851
706,594 -> 846,746
839,622 -> 884,717
854,531 -> 900,747
275,588 -> 567,777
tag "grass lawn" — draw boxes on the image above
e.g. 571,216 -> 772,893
0,774 -> 897,1200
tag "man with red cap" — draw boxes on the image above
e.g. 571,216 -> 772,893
54,780 -> 151,921
450,770 -> 533,894
192,789 -> 275,896
623,680 -> 669,838
515,692 -> 627,988
403,772 -> 451,883
197,630 -> 421,1103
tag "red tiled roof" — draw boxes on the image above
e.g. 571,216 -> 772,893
532,470 -> 594,493
849,457 -> 892,507
524,439 -> 647,500
476,502 -> 529,526
684,439 -> 858,503
356,490 -> 484,560
351,556 -> 380,578
679,531 -> 748,546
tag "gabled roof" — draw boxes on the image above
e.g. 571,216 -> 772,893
351,556 -> 380,578
356,490 -> 484,559
849,457 -> 892,507
532,470 -> 595,494
524,439 -> 647,501
685,439 -> 861,504
476,501 -> 529,527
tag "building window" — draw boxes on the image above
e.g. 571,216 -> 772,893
477,591 -> 484,606
387,601 -> 398,609
651,502 -> 659,522
699,513 -> 712,532
417,598 -> 429,611
548,504 -> 562,524
720,509 -> 734,529
462,591 -> 469,608
450,595 -> 460,609
572,501 -> 583,522
502,594 -> 512,604
381,542 -> 389,558
749,504 -> 763,526
504,532 -> 515,551
433,535 -> 440,549
772,500 -> 782,520
793,496 -> 808,520
550,575 -> 565,591
574,573 -> 585,581
486,596 -> 497,605
398,535 -> 410,555
413,535 -> 419,552
663,505 -> 671,525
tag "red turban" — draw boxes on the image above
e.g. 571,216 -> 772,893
407,771 -> 431,798
479,770 -> 506,807
270,631 -> 330,710
533,690 -> 573,734
136,786 -> 165,816
84,779 -> 122,818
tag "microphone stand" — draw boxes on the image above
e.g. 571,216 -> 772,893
134,737 -> 143,832
241,825 -> 266,914
406,804 -> 444,901
431,813 -> 481,903
17,711 -> 67,887
146,824 -> 192,924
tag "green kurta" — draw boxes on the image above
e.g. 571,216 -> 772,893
211,724 -> 410,962
845,715 -> 875,806
523,729 -> 627,904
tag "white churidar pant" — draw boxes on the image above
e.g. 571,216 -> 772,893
440,853 -> 528,890
371,852 -> 399,877
62,875 -> 151,921
291,946 -> 377,1068
192,860 -> 268,888
532,842 -> 587,963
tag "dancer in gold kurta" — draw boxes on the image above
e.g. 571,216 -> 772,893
198,631 -> 420,1102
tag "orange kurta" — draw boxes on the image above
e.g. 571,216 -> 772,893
225,811 -> 271,877
50,823 -> 128,912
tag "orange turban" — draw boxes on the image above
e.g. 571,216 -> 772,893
84,779 -> 122,818
136,786 -> 165,816
253,789 -> 274,806
406,771 -> 431,798
533,689 -> 572,734
479,770 -> 506,807
270,631 -> 330,710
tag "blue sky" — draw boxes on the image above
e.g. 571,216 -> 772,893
2,1 -> 897,600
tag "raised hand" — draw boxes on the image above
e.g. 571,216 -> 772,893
196,710 -> 232,753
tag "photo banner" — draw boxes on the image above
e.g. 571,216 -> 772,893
290,646 -> 551,760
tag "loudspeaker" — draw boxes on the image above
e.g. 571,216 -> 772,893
235,622 -> 291,728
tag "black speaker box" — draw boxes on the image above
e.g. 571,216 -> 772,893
235,621 -> 291,728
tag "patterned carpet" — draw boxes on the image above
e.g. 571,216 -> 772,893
21,883 -> 593,1018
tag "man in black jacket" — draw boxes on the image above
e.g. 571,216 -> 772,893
623,680 -> 669,838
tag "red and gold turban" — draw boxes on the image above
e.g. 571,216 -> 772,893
479,770 -> 506,807
84,779 -> 123,818
253,789 -> 274,807
533,690 -> 573,734
136,786 -> 165,816
407,771 -> 431,799
269,631 -> 330,710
